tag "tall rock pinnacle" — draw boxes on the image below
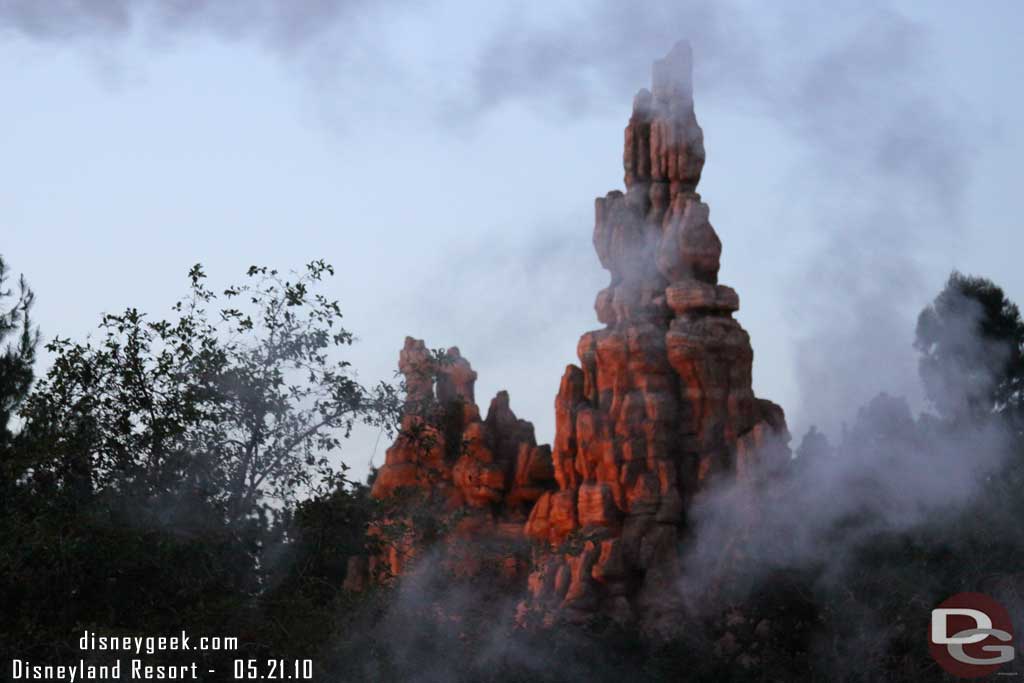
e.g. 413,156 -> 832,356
523,40 -> 789,632
347,42 -> 789,636
594,40 -> 714,327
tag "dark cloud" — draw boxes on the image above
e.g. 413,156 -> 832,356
0,0 -> 375,49
466,1 -> 765,117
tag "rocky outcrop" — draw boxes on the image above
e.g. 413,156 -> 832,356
347,337 -> 555,584
518,41 -> 789,634
372,338 -> 554,517
350,41 -> 789,636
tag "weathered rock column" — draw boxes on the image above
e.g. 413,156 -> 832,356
348,337 -> 555,585
349,42 -> 790,637
522,41 -> 789,633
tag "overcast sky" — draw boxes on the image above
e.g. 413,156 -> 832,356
2,1 -> 1022,479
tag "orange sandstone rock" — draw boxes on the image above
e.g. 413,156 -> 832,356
520,41 -> 790,633
348,337 -> 555,589
347,42 -> 789,639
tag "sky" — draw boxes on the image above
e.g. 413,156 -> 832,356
2,0 -> 1022,481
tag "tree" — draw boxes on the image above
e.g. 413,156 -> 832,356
1,262 -> 402,662
19,261 -> 401,523
915,271 -> 1024,423
0,255 -> 38,451
794,425 -> 832,463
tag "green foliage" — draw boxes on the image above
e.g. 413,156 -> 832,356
19,260 -> 401,521
916,271 -> 1024,422
0,261 -> 400,666
249,482 -> 382,661
0,256 -> 38,451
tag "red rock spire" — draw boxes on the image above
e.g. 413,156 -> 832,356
523,41 -> 789,632
351,43 -> 789,636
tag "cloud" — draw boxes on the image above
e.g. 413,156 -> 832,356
0,0 -> 375,49
463,1 -> 764,119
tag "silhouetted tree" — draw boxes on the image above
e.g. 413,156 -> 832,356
1,262 -> 401,666
0,255 -> 37,451
915,271 -> 1024,423
19,261 -> 400,522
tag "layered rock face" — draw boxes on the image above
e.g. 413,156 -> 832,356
372,338 -> 554,517
353,42 -> 789,633
518,41 -> 788,632
346,337 -> 554,587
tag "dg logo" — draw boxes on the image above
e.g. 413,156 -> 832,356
929,592 -> 1016,678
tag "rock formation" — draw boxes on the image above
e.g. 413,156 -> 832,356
517,40 -> 788,633
348,41 -> 790,634
371,339 -> 555,518
344,338 -> 554,588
